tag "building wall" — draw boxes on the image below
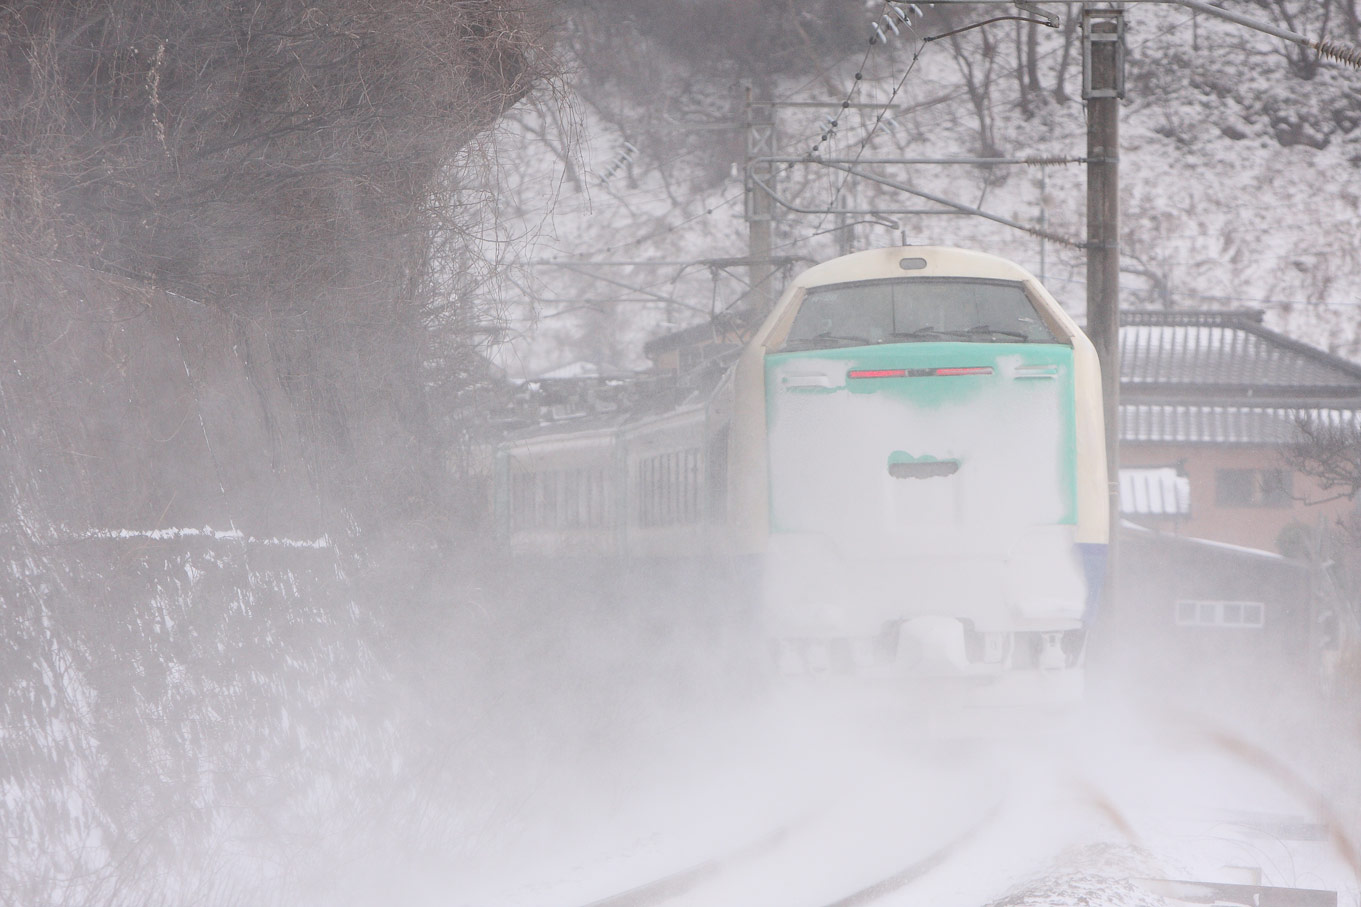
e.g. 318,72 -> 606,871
1122,442 -> 1355,552
1108,528 -> 1323,699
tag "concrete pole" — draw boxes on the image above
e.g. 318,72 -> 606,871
1084,4 -> 1124,606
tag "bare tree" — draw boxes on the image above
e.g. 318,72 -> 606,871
1284,416 -> 1361,507
0,0 -> 558,530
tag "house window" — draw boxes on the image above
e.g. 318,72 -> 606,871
1175,600 -> 1265,629
1215,468 -> 1292,507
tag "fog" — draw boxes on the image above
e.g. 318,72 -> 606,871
4,1 -> 1361,906
317,557 -> 1361,907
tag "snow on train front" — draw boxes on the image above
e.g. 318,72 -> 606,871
727,247 -> 1109,695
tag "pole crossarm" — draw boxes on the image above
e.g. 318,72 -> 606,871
757,155 -> 1087,167
530,259 -> 802,268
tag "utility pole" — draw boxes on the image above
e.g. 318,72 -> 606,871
1083,3 -> 1125,604
835,186 -> 855,257
744,83 -> 777,316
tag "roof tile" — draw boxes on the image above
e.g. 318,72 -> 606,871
1121,404 -> 1361,445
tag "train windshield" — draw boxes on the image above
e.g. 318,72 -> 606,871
780,278 -> 1060,350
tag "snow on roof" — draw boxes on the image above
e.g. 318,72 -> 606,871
534,360 -> 633,380
65,527 -> 333,549
1119,466 -> 1190,516
1119,520 -> 1291,562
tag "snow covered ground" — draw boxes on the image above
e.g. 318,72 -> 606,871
408,669 -> 1361,907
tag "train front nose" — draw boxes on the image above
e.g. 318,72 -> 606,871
761,528 -> 1089,673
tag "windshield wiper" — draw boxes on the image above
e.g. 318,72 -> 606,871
783,331 -> 873,350
966,324 -> 1029,341
886,327 -> 951,341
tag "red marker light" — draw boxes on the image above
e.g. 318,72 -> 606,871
847,366 -> 994,379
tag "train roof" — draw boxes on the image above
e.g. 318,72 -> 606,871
787,245 -> 1044,290
749,245 -> 1087,357
497,351 -> 735,444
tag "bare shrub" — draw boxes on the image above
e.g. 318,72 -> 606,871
0,0 -> 558,530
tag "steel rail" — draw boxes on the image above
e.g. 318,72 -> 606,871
577,822 -> 798,907
822,800 -> 1002,907
574,799 -> 1003,907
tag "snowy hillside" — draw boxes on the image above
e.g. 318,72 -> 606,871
486,3 -> 1361,377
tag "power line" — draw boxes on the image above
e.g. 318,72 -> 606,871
811,41 -> 930,239
528,3 -> 1356,320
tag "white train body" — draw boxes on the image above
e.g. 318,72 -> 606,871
494,247 -> 1108,690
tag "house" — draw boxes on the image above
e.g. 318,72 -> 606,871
1118,310 -> 1361,553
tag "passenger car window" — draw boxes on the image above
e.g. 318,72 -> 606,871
781,278 -> 1060,350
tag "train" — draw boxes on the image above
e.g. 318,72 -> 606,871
493,246 -> 1108,694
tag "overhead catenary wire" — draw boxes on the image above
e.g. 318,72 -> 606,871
535,2 -> 1358,326
799,5 -> 1071,246
807,40 -> 929,240
585,6 -> 914,265
546,4 -> 1095,259
804,1 -> 909,159
634,9 -> 1312,280
588,1 -> 912,257
582,0 -> 1345,248
772,8 -> 1211,261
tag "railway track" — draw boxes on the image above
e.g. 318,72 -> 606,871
579,821 -> 798,907
577,799 -> 1001,907
551,693 -> 1360,907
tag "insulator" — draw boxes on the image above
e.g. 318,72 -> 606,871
871,22 -> 886,43
1024,225 -> 1084,250
1314,39 -> 1361,69
883,14 -> 901,35
891,4 -> 911,25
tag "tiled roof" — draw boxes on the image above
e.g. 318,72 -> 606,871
1117,310 -> 1361,444
1119,467 -> 1190,516
1121,404 -> 1361,445
1119,310 -> 1361,395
